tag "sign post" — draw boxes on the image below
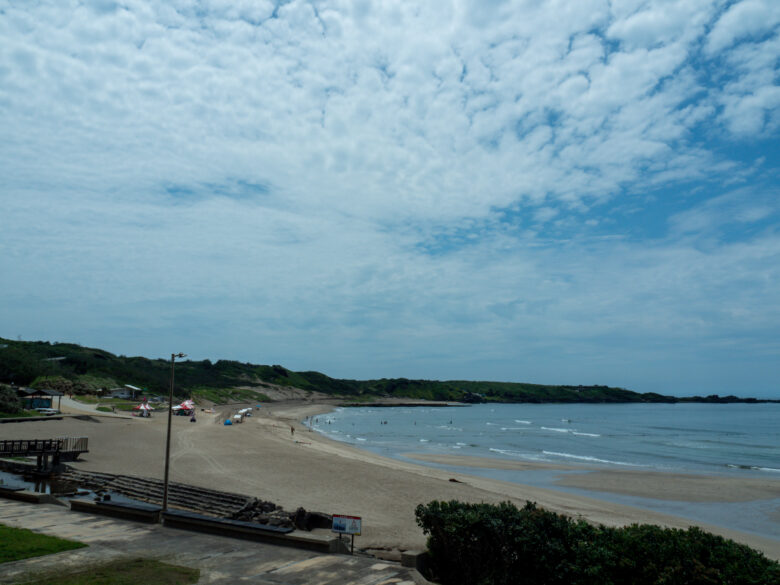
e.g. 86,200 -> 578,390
331,514 -> 362,554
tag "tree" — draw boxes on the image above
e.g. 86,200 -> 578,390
0,384 -> 23,414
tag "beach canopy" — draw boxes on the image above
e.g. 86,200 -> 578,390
133,403 -> 153,411
179,399 -> 195,409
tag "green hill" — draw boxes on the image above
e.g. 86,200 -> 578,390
0,337 -> 770,404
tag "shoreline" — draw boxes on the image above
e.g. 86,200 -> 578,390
283,401 -> 780,558
404,453 -> 780,503
1,398 -> 778,561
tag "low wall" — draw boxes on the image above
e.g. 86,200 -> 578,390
162,509 -> 340,553
70,498 -> 161,523
0,487 -> 66,506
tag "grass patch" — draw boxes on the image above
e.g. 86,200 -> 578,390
77,396 -> 135,405
337,394 -> 377,403
0,524 -> 86,564
17,558 -> 200,585
191,387 -> 271,404
0,410 -> 37,419
94,400 -> 142,412
0,456 -> 32,462
73,395 -> 100,404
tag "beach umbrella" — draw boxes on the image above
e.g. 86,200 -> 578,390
133,403 -> 153,416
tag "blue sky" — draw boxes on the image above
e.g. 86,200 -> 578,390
1,0 -> 778,397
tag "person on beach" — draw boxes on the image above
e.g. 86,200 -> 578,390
290,425 -> 295,436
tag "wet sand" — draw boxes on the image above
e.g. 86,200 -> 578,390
407,453 -> 780,502
1,400 -> 779,560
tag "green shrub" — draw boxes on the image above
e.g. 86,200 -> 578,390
589,524 -> 780,585
0,384 -> 23,414
415,501 -> 780,585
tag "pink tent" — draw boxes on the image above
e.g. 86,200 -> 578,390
133,402 -> 154,417
173,399 -> 195,416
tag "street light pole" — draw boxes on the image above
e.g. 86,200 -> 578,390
162,352 -> 186,513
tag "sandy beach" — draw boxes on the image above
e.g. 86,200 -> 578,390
2,399 -> 779,560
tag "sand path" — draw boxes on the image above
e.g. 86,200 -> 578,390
59,396 -> 130,417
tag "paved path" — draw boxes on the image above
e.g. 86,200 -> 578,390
0,500 -> 425,584
59,396 -> 130,418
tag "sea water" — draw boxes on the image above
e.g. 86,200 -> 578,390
310,403 -> 780,475
307,403 -> 780,540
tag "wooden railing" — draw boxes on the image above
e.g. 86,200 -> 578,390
0,437 -> 88,457
0,439 -> 62,456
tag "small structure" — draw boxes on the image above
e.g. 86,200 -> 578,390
16,388 -> 63,411
106,384 -> 143,399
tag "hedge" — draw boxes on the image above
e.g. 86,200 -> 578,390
415,500 -> 780,585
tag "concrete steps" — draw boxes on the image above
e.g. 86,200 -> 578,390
58,469 -> 250,517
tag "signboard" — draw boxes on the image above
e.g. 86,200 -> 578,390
332,514 -> 362,536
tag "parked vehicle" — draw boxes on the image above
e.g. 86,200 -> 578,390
34,407 -> 60,416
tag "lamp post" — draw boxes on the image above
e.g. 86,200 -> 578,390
162,352 -> 186,512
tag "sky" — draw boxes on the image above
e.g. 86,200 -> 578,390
1,0 -> 779,397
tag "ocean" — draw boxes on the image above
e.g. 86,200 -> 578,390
307,402 -> 780,540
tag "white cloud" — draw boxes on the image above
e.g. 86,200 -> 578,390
1,0 -> 779,394
607,0 -> 715,50
705,0 -> 780,55
533,207 -> 559,223
713,32 -> 780,136
0,0 -> 747,218
668,187 -> 779,236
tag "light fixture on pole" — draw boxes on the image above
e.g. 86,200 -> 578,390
162,352 -> 186,512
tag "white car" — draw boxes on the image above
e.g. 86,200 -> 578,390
34,407 -> 60,416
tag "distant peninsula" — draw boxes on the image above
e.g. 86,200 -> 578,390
1,337 -> 776,404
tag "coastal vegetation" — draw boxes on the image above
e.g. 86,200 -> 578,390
415,500 -> 780,585
0,384 -> 24,414
0,524 -> 86,563
0,337 -> 773,405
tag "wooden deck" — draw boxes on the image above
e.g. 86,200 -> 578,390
0,437 -> 88,470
